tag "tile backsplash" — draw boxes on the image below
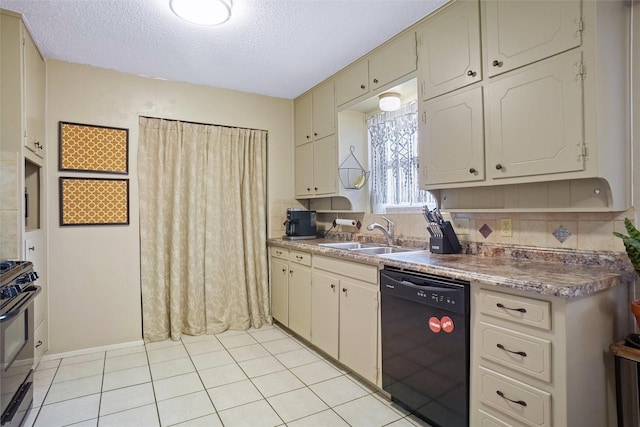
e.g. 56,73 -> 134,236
269,200 -> 634,254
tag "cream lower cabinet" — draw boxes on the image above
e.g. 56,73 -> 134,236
269,248 -> 312,341
311,256 -> 378,385
25,231 -> 47,364
470,284 -> 627,426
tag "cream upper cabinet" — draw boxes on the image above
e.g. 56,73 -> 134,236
294,92 -> 313,147
369,30 -> 417,92
484,0 -> 582,77
311,80 -> 336,140
487,51 -> 584,180
417,0 -> 482,101
335,59 -> 369,107
420,86 -> 485,186
335,30 -> 417,108
23,28 -> 46,158
294,81 -> 337,198
418,0 -> 631,211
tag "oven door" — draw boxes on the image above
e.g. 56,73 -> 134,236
0,289 -> 39,426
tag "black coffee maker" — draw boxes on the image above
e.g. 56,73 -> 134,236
284,208 -> 317,240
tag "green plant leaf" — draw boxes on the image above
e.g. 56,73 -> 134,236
625,218 -> 640,241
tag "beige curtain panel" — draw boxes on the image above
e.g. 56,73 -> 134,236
138,117 -> 270,342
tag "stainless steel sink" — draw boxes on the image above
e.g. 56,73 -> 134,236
318,242 -> 379,250
350,246 -> 418,255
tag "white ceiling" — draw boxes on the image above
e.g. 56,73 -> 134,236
0,0 -> 448,99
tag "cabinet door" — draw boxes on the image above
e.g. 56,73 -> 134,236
294,142 -> 314,197
312,80 -> 336,140
369,31 -> 417,92
294,92 -> 313,146
418,0 -> 481,101
420,87 -> 485,187
313,134 -> 337,195
335,59 -> 369,107
288,265 -> 311,341
485,1 -> 582,77
270,258 -> 289,325
339,278 -> 378,384
23,26 -> 45,158
487,52 -> 584,180
25,233 -> 46,328
311,270 -> 339,359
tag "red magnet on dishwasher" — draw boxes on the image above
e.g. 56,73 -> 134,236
428,316 -> 441,333
441,316 -> 454,333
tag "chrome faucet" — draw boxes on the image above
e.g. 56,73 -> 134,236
367,216 -> 395,246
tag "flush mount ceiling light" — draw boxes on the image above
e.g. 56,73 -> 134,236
170,0 -> 232,26
379,92 -> 401,112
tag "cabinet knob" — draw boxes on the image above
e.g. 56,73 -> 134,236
492,60 -> 503,67
342,288 -> 347,293
314,187 -> 318,191
307,187 -> 311,192
28,246 -> 35,251
467,70 -> 477,77
330,284 -> 336,289
314,132 -> 318,137
306,135 -> 310,140
469,168 -> 476,174
281,268 -> 286,273
495,164 -> 503,170
373,78 -> 379,84
360,84 -> 366,89
35,340 -> 43,348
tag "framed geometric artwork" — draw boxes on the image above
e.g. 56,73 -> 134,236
59,177 -> 129,226
59,122 -> 129,174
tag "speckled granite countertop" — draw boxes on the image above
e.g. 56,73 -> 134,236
268,238 -> 637,299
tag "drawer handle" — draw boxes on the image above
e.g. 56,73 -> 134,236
496,390 -> 527,407
496,343 -> 527,357
35,340 -> 43,348
496,303 -> 526,313
296,255 -> 304,260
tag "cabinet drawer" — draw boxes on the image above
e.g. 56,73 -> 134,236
479,366 -> 551,427
289,250 -> 311,266
479,289 -> 551,331
478,409 -> 513,427
313,255 -> 378,284
270,247 -> 289,261
479,322 -> 551,382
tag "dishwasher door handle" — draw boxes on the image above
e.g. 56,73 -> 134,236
382,272 -> 463,294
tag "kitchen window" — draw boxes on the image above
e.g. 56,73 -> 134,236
368,101 -> 435,212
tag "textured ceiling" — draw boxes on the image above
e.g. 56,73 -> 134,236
0,0 -> 448,99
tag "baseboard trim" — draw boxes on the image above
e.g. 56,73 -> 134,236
41,340 -> 145,361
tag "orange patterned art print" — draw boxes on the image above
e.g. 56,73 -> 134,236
59,177 -> 129,226
59,122 -> 128,173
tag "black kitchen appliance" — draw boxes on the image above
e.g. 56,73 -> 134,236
283,208 -> 317,240
380,266 -> 469,427
0,260 -> 40,427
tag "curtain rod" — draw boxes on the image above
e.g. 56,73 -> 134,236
139,115 -> 268,133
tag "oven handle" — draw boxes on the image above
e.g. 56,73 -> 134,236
0,287 -> 41,322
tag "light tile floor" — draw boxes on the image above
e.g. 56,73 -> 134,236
25,324 -> 431,427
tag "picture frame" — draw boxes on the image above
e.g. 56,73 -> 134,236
59,177 -> 129,226
59,121 -> 129,174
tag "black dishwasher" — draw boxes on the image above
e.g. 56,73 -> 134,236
380,266 -> 469,427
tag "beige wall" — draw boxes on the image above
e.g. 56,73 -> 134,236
46,61 -> 293,354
